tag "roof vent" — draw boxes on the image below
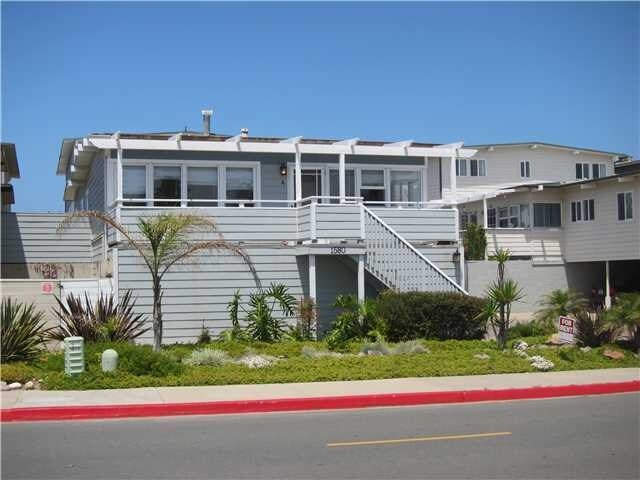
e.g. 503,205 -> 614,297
240,128 -> 249,138
201,110 -> 213,135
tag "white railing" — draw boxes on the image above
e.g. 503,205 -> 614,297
362,206 -> 466,293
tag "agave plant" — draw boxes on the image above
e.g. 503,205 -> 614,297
1,298 -> 51,362
484,279 -> 524,349
534,289 -> 587,331
50,290 -> 149,342
575,309 -> 617,348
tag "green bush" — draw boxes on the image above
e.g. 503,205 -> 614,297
463,223 -> 487,260
508,321 -> 555,339
85,343 -> 183,377
575,310 -> 616,348
325,295 -> 386,349
377,291 -> 487,342
0,362 -> 41,383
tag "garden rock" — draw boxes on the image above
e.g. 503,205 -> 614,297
237,354 -> 276,369
474,353 -> 490,360
23,381 -> 34,390
603,349 -> 625,360
515,350 -> 529,359
7,382 -> 22,390
546,334 -> 564,346
0,381 -> 7,391
580,346 -> 592,353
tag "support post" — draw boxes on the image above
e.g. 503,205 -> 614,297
339,152 -> 346,203
450,155 -> 457,197
357,254 -> 365,303
295,147 -> 302,202
605,260 -> 611,309
309,254 -> 316,301
422,156 -> 429,204
116,146 -> 123,203
459,245 -> 466,291
482,196 -> 488,228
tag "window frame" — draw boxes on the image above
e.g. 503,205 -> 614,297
592,163 -> 606,179
119,159 -> 260,207
576,162 -> 590,180
520,161 -> 531,178
617,191 -> 634,222
533,202 -> 562,228
570,199 -> 595,223
469,159 -> 486,177
456,158 -> 467,177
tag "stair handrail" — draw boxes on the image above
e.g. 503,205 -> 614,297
362,204 -> 467,294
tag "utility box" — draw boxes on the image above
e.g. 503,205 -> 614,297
64,336 -> 85,375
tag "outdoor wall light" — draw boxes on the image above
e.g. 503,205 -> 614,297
452,249 -> 461,262
280,163 -> 288,176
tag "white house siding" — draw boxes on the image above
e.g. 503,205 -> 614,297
426,157 -> 442,200
563,178 -> 640,262
458,145 -> 616,188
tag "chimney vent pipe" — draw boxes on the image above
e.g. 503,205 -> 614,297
241,128 -> 249,138
201,110 -> 213,135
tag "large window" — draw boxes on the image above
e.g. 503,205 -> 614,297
456,159 -> 467,176
534,203 -> 561,227
153,166 -> 181,207
576,163 -> 590,180
617,192 -> 633,221
498,204 -> 529,228
592,163 -> 606,179
226,167 -> 254,205
487,207 -> 496,228
571,199 -> 594,222
520,161 -> 531,178
188,167 -> 218,206
360,169 -> 385,203
390,170 -> 421,203
329,169 -> 356,202
469,159 -> 486,177
123,165 -> 146,206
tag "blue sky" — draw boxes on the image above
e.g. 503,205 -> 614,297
2,2 -> 638,212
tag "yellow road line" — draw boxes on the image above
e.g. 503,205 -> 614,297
326,431 -> 512,447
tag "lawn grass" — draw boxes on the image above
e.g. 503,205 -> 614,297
1,337 -> 638,391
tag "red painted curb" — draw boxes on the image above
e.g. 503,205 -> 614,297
2,380 -> 638,423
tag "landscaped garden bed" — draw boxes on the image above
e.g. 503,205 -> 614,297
2,336 -> 638,391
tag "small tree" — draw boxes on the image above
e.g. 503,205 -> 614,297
604,292 -> 640,350
480,249 -> 524,349
61,211 -> 250,351
534,289 -> 587,332
463,223 -> 487,260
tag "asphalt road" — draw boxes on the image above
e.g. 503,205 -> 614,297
2,393 -> 639,479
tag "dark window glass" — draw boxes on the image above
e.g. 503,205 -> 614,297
188,167 -> 218,207
226,167 -> 254,206
123,166 -> 146,206
534,203 -> 561,227
470,160 -> 478,177
576,164 -> 582,179
329,169 -> 356,203
592,164 -> 600,179
571,202 -> 576,222
154,166 -> 181,207
487,208 -> 496,228
618,193 -> 625,220
589,199 -> 595,220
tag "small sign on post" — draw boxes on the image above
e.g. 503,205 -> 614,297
41,282 -> 54,295
558,316 -> 575,344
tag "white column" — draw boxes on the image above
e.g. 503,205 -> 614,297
422,157 -> 429,204
605,260 -> 611,309
450,155 -> 457,196
459,245 -> 466,291
295,148 -> 302,202
116,146 -> 123,203
357,254 -> 365,303
339,152 -> 346,203
482,196 -> 488,228
309,254 -> 316,301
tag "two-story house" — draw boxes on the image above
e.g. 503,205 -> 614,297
48,111 -> 479,342
454,142 -> 638,314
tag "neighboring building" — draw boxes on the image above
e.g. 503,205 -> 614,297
1,143 -> 20,212
456,143 -> 638,316
615,158 -> 640,175
50,111 -> 475,342
0,144 -> 109,329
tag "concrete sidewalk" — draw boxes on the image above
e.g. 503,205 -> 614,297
2,368 -> 638,411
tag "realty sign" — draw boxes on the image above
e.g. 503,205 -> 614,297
558,316 -> 576,344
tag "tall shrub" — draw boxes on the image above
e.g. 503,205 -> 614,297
377,291 -> 487,342
463,223 -> 487,260
1,298 -> 51,362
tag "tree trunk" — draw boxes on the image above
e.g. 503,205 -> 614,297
152,277 -> 162,352
498,305 -> 507,350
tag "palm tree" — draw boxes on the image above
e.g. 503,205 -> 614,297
534,289 -> 587,331
60,211 -> 252,351
605,293 -> 640,350
485,279 -> 524,349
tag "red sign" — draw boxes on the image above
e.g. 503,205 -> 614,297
41,282 -> 54,295
558,316 -> 575,343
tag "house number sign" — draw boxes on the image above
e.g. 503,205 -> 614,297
330,247 -> 347,255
